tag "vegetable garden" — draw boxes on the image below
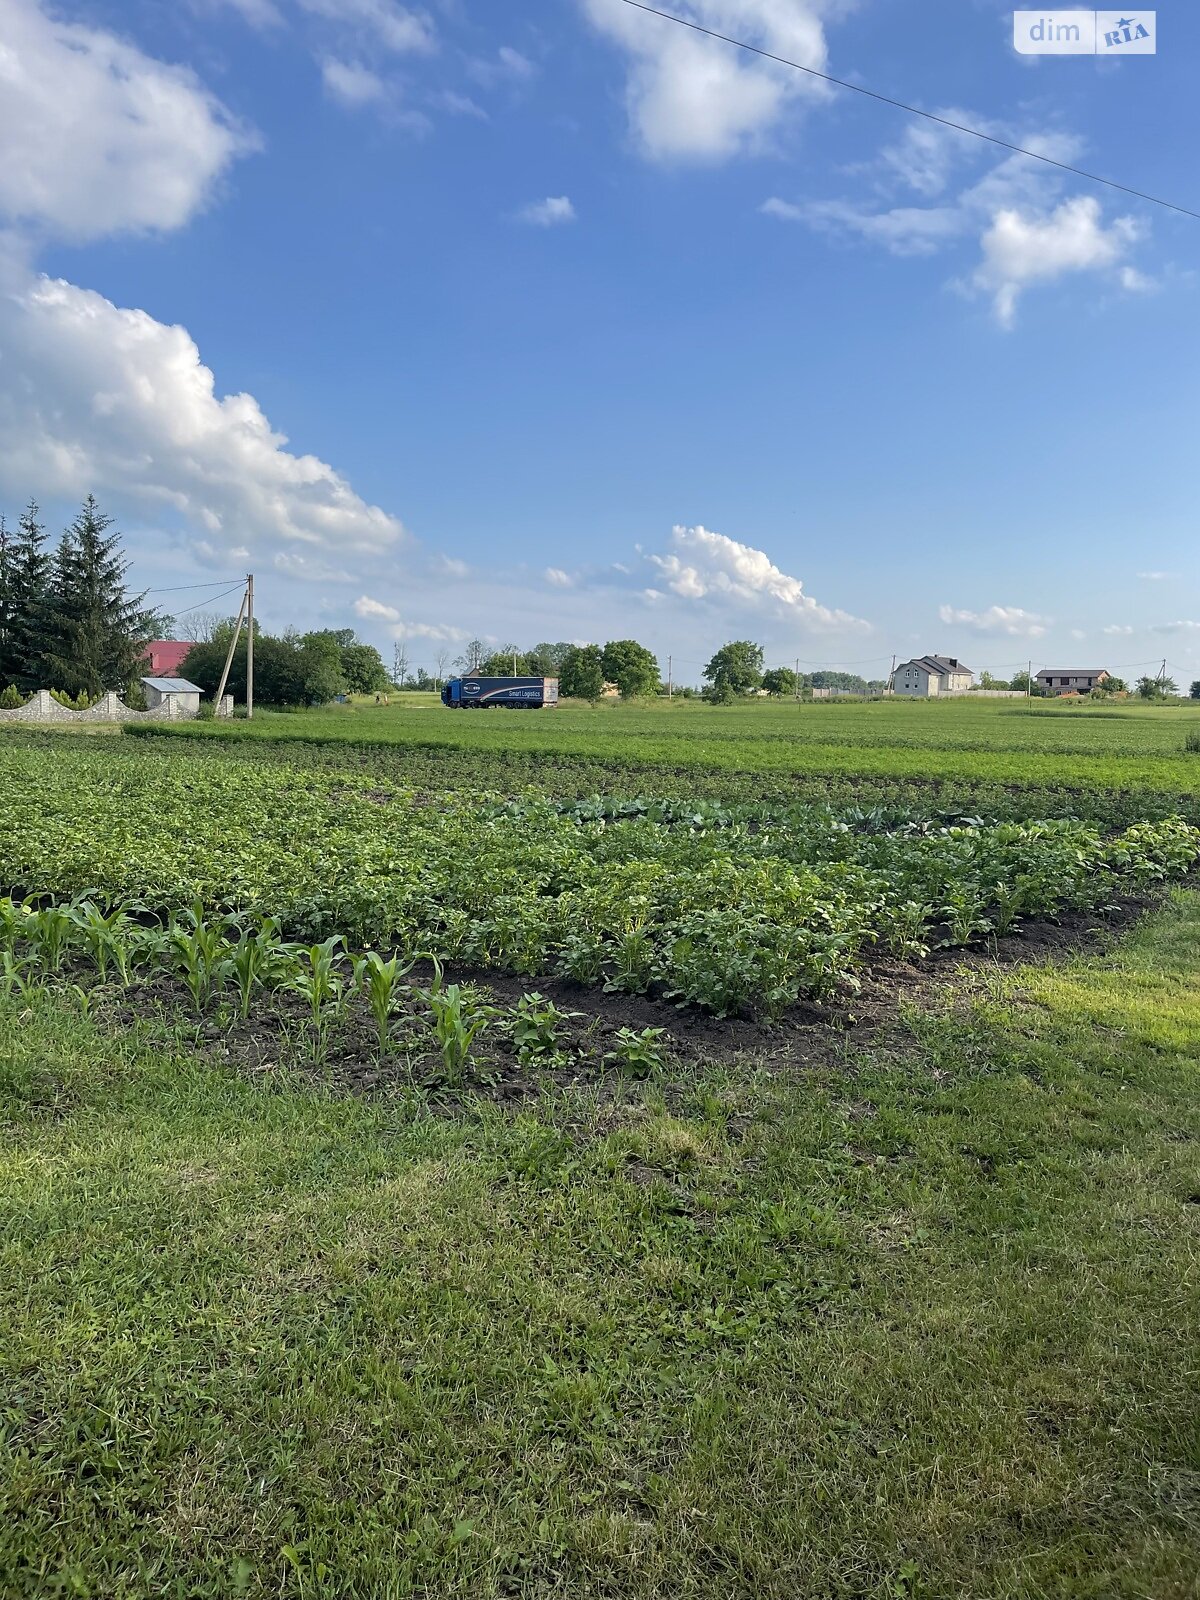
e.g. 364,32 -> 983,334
1,737 -> 1196,1048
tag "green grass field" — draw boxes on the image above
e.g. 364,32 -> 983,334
131,692 -> 1200,796
3,894 -> 1198,1597
2,696 -> 1199,1596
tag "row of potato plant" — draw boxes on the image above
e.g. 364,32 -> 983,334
1,743 -> 1197,1018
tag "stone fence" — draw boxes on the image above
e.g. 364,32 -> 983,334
0,690 -> 232,725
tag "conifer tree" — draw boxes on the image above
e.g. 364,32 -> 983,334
39,496 -> 159,697
7,501 -> 52,691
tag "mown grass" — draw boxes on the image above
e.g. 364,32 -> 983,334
3,893 -> 1198,1597
125,694 -> 1200,797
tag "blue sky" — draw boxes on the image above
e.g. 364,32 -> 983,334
0,0 -> 1196,683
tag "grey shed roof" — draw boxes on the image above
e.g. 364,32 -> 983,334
141,676 -> 204,694
1037,668 -> 1107,677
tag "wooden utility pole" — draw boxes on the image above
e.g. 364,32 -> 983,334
246,573 -> 255,719
1027,659 -> 1032,711
795,657 -> 801,710
214,584 -> 249,711
667,654 -> 673,699
887,653 -> 896,695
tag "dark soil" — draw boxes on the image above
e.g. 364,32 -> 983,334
58,888 -> 1165,1110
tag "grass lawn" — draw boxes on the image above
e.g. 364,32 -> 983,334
3,892 -> 1198,1597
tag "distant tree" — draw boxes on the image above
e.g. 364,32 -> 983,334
392,638 -> 410,688
1191,680 -> 1200,699
601,639 -> 659,699
1010,671 -> 1042,696
39,497 -> 162,697
704,640 -> 763,703
1137,675 -> 1177,699
1102,676 -> 1128,694
479,646 -> 533,676
809,670 -> 868,696
528,641 -> 573,674
559,643 -> 605,701
977,671 -> 1011,690
305,629 -> 388,694
454,639 -> 486,673
761,666 -> 798,697
434,648 -> 452,687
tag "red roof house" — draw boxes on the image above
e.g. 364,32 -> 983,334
145,640 -> 196,676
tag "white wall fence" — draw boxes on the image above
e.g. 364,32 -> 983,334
0,689 -> 232,725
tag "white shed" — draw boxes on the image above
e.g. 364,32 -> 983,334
141,676 -> 204,714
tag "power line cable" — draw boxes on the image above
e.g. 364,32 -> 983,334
614,0 -> 1200,222
171,582 -> 246,611
144,578 -> 244,596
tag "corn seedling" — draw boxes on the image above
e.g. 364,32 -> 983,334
169,905 -> 232,1013
354,950 -> 416,1056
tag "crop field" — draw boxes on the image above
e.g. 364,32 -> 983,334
130,692 -> 1200,798
2,700 -> 1199,1597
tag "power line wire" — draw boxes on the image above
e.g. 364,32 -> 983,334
171,582 -> 246,611
614,0 -> 1200,222
144,577 -> 243,596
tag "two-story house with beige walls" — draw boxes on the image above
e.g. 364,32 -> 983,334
893,655 -> 974,696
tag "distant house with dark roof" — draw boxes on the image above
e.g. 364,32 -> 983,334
145,640 -> 196,676
1036,668 -> 1110,696
893,655 -> 973,697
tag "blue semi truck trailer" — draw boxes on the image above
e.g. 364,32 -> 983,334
440,675 -> 560,709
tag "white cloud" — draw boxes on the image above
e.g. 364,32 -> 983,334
210,0 -> 286,26
0,0 -> 256,243
0,268 -> 408,565
974,197 -> 1140,327
391,619 -> 471,642
1102,624 -> 1134,636
775,196 -> 963,257
544,567 -> 573,587
1151,620 -> 1200,634
320,57 -> 387,105
939,604 -> 1050,637
646,524 -> 869,627
295,0 -> 435,54
1137,570 -> 1170,580
433,90 -> 487,119
467,45 -> 535,86
581,0 -> 831,162
355,595 -> 401,621
517,196 -> 576,227
765,112 -> 1150,325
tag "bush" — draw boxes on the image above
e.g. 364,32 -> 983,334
194,701 -> 216,721
0,685 -> 24,710
1185,732 -> 1200,755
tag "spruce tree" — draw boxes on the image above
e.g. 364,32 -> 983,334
39,497 -> 158,697
8,501 -> 52,691
0,517 -> 12,687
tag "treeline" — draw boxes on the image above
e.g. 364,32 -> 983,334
181,625 -> 390,707
437,636 -> 886,702
416,639 -> 662,701
0,498 -> 164,697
